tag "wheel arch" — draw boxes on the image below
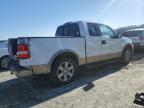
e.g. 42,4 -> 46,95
122,43 -> 133,55
48,49 -> 80,72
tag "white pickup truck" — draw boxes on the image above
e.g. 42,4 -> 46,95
8,21 -> 133,84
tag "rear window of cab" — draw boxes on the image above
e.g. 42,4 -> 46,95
55,23 -> 80,37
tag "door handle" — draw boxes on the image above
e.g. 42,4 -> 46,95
102,40 -> 106,44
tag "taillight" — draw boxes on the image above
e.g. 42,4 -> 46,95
17,44 -> 30,59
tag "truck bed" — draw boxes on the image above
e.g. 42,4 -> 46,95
16,37 -> 86,67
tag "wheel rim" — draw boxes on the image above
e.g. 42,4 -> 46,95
124,49 -> 132,62
1,59 -> 7,68
57,62 -> 74,82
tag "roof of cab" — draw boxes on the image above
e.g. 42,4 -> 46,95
62,21 -> 106,26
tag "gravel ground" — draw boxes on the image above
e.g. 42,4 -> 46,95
0,52 -> 144,108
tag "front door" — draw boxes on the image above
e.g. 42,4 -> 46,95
99,24 -> 122,60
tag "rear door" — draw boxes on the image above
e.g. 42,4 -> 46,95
85,23 -> 102,63
98,24 -> 122,60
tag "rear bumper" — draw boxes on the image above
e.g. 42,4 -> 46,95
7,58 -> 50,77
7,58 -> 33,77
12,67 -> 33,77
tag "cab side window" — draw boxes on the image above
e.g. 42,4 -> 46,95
87,23 -> 101,36
99,25 -> 115,37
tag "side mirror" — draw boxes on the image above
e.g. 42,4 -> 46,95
112,32 -> 122,38
117,33 -> 122,38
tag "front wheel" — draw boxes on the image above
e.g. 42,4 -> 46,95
50,57 -> 78,85
122,48 -> 132,65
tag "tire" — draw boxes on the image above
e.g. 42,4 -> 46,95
0,56 -> 9,70
121,47 -> 132,65
50,57 -> 78,85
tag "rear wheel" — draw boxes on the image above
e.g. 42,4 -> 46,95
122,47 -> 132,65
50,57 -> 78,85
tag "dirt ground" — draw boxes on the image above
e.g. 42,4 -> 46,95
1,52 -> 144,108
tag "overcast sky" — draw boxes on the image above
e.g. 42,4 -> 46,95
0,0 -> 144,40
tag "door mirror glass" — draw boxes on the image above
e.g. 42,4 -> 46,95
113,32 -> 122,38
